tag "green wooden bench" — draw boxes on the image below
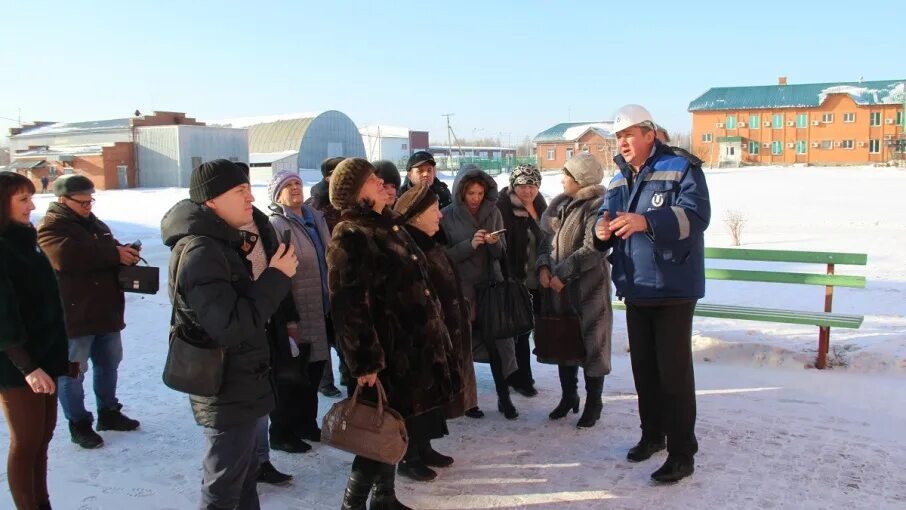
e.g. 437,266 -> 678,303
613,247 -> 867,369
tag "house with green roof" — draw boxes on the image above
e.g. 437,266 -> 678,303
532,121 -> 616,171
688,77 -> 905,167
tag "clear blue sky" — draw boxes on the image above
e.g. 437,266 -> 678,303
1,0 -> 903,146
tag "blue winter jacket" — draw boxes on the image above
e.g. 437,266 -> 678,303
595,142 -> 711,301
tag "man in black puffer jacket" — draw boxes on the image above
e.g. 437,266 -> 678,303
160,159 -> 298,510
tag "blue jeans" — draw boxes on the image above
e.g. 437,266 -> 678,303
57,332 -> 123,423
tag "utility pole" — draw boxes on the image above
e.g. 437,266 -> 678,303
442,113 -> 454,172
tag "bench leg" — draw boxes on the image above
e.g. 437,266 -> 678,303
816,327 -> 830,369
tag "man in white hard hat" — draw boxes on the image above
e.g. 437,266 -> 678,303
593,104 -> 711,483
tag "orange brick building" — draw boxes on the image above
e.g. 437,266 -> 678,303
689,78 -> 906,167
533,122 -> 618,172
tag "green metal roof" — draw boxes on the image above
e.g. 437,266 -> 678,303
533,122 -> 616,143
717,136 -> 743,143
689,79 -> 906,112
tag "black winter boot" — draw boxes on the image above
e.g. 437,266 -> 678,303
96,404 -> 140,431
490,350 -> 518,420
69,418 -> 103,449
549,366 -> 580,420
576,375 -> 604,429
256,461 -> 293,485
371,463 -> 413,510
419,443 -> 454,468
651,455 -> 694,482
342,459 -> 378,510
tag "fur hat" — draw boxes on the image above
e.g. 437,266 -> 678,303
564,153 -> 604,188
53,174 -> 95,197
393,184 -> 438,222
372,160 -> 401,189
510,164 -> 541,188
329,158 -> 375,210
268,170 -> 300,204
189,159 -> 249,203
321,157 -> 345,178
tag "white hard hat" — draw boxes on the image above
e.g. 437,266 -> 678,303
612,104 -> 655,133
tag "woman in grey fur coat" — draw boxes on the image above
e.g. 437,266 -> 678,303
537,153 -> 613,429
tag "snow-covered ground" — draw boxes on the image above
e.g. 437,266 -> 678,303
1,166 -> 904,509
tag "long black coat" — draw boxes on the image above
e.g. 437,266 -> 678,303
0,223 -> 69,389
405,225 -> 477,419
327,205 -> 458,418
37,202 -> 125,337
161,200 -> 291,428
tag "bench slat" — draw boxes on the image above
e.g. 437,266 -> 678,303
610,301 -> 864,329
705,247 -> 868,266
705,268 -> 866,288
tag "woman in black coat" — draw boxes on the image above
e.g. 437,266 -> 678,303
327,159 -> 458,510
496,164 -> 548,397
393,184 -> 477,483
0,172 -> 70,510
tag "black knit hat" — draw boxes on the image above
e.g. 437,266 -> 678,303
53,174 -> 95,197
405,151 -> 436,171
189,159 -> 249,203
372,160 -> 401,189
393,184 -> 438,222
321,157 -> 345,178
329,158 -> 375,210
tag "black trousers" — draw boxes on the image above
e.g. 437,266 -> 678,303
510,331 -> 535,388
626,300 -> 699,459
270,360 -> 326,438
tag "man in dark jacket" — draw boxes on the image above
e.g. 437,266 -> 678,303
594,104 -> 711,483
304,156 -> 347,398
37,175 -> 141,449
398,151 -> 453,210
160,159 -> 298,509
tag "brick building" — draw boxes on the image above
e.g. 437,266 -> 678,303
689,78 -> 906,167
533,122 -> 617,172
7,111 -> 245,190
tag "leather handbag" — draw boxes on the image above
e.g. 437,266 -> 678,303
321,379 -> 408,465
161,237 -> 226,397
118,258 -> 160,295
475,249 -> 534,340
533,288 -> 585,364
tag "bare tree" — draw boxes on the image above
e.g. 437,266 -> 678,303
724,209 -> 747,246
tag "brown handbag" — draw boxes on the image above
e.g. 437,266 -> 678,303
533,288 -> 586,364
321,379 -> 408,465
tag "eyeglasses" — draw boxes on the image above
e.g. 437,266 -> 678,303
65,196 -> 95,207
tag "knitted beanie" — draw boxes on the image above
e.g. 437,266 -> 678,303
321,157 -> 345,178
564,153 -> 604,187
189,159 -> 249,203
510,164 -> 541,188
393,184 -> 438,222
329,158 -> 375,210
372,160 -> 401,189
268,170 -> 301,204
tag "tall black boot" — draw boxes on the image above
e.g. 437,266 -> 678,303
370,463 -> 413,510
489,349 -> 518,420
549,366 -> 580,420
342,457 -> 378,510
576,375 -> 604,429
